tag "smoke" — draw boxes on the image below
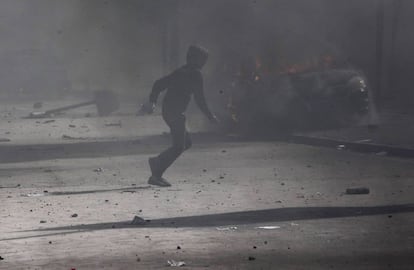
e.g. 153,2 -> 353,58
1,0 -> 413,108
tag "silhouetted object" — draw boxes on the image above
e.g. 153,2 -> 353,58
27,90 -> 119,118
33,102 -> 43,109
228,68 -> 373,135
144,45 -> 217,187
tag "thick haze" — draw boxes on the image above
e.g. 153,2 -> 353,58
0,0 -> 412,107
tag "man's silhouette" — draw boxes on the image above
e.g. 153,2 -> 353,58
141,45 -> 218,187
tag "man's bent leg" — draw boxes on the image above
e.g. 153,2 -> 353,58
149,115 -> 190,184
156,116 -> 190,175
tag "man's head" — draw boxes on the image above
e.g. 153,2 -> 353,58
186,45 -> 208,69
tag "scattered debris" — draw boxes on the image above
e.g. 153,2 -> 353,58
337,144 -> 346,150
255,226 -> 280,230
0,184 -> 21,189
23,193 -> 44,197
71,213 -> 78,218
105,121 -> 122,127
216,226 -> 238,231
355,139 -> 372,143
43,120 -> 55,124
62,134 -> 87,140
131,216 -> 147,225
376,151 -> 388,156
345,187 -> 370,195
290,222 -> 299,226
122,190 -> 136,193
94,168 -> 103,173
167,260 -> 186,267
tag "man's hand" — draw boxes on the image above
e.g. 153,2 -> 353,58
137,102 -> 155,115
209,114 -> 219,124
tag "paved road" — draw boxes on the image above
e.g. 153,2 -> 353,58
1,142 -> 413,269
0,112 -> 413,269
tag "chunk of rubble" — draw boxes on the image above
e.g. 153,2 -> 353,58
345,187 -> 370,195
94,168 -> 103,173
105,121 -> 122,127
131,216 -> 147,225
167,260 -> 186,267
216,226 -> 238,231
255,226 -> 280,230
62,134 -> 87,140
336,144 -> 346,150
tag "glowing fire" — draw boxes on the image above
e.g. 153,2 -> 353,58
255,54 -> 335,76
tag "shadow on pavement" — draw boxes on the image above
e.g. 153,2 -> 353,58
19,186 -> 152,196
3,204 -> 413,241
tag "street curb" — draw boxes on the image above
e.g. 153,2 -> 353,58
290,135 -> 414,159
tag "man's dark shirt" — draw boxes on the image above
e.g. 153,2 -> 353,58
149,65 -> 213,119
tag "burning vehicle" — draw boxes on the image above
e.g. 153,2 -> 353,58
223,54 -> 376,135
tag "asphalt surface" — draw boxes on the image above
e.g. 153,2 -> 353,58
0,101 -> 413,269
